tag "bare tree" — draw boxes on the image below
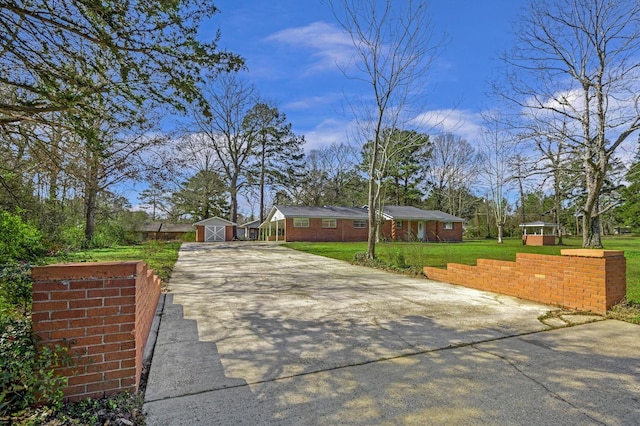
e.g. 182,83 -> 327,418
425,133 -> 479,217
503,0 -> 640,248
526,121 -> 580,245
508,153 -> 531,229
190,74 -> 258,237
286,143 -> 362,207
331,0 -> 441,259
479,113 -> 516,244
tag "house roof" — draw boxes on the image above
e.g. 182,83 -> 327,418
159,223 -> 194,233
383,206 -> 465,222
193,217 -> 237,226
274,205 -> 370,219
137,222 -> 162,232
238,219 -> 261,228
137,223 -> 194,233
261,205 -> 463,224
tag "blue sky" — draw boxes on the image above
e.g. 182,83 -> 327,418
205,0 -> 525,149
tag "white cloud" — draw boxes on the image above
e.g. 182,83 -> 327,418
282,93 -> 342,111
303,118 -> 356,151
265,21 -> 354,75
411,109 -> 485,142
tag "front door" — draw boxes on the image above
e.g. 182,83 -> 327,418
417,221 -> 425,240
205,226 -> 225,242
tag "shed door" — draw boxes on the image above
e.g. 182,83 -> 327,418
205,226 -> 225,242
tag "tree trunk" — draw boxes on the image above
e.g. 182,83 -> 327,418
394,176 -> 400,206
259,143 -> 266,224
582,214 -> 602,248
582,206 -> 603,248
366,140 -> 379,259
485,200 -> 491,238
83,159 -> 100,246
84,185 -> 97,246
582,152 -> 604,248
497,222 -> 504,244
367,176 -> 377,259
230,174 -> 238,239
553,178 -> 563,245
518,177 -> 526,230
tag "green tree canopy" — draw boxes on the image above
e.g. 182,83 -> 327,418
170,170 -> 229,221
0,0 -> 243,125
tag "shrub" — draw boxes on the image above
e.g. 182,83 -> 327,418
57,225 -> 86,252
0,211 -> 45,264
0,315 -> 70,417
0,264 -> 32,316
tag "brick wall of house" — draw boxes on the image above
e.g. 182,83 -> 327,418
31,261 -> 161,402
284,218 -> 369,242
423,249 -> 626,315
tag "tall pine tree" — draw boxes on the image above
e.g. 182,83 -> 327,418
243,103 -> 305,223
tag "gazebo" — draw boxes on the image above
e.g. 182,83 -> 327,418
519,221 -> 558,246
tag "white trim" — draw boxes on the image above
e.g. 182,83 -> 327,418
322,218 -> 337,228
353,219 -> 367,228
204,225 -> 226,242
293,217 -> 310,228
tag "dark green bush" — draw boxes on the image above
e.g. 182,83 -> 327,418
0,315 -> 70,417
0,264 -> 32,316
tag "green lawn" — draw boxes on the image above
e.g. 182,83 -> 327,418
284,236 -> 640,303
48,241 -> 181,282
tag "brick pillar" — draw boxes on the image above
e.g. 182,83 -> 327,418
560,249 -> 626,314
32,261 -> 161,402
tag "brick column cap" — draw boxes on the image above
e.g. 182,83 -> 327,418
33,261 -> 145,280
560,249 -> 624,258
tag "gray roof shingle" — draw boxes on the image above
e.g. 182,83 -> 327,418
383,206 -> 464,222
275,205 -> 370,219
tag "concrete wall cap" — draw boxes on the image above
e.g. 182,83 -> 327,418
560,249 -> 624,258
32,261 -> 144,280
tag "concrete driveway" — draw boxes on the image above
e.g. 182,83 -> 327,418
144,242 -> 640,425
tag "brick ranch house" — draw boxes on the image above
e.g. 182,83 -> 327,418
259,205 -> 464,242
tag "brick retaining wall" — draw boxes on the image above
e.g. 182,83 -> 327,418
423,249 -> 626,315
31,261 -> 161,402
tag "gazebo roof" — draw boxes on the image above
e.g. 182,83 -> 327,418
519,221 -> 558,228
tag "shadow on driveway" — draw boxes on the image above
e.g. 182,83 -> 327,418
144,243 -> 640,425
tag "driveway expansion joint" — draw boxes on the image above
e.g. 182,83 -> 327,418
470,342 -> 608,426
144,324 -> 565,405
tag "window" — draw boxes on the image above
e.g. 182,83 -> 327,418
353,219 -> 367,228
293,217 -> 309,228
395,220 -> 403,229
322,218 -> 337,228
444,222 -> 454,230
